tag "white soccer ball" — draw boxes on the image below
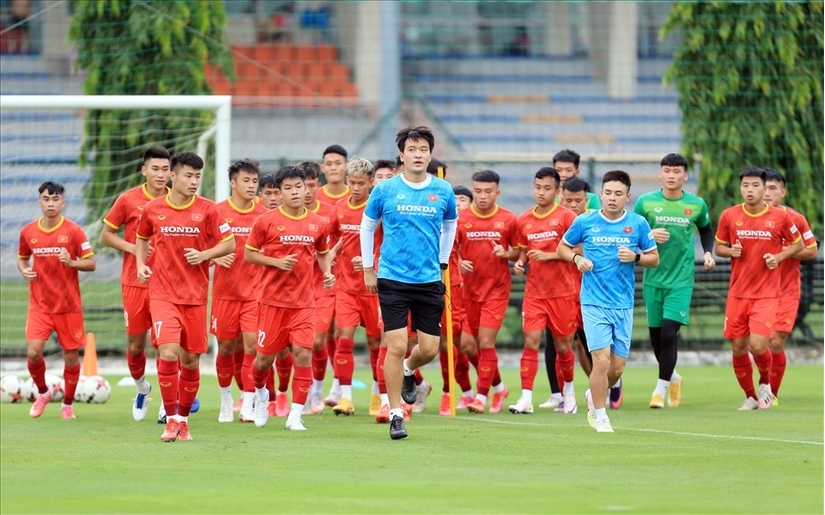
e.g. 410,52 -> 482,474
73,375 -> 89,402
77,375 -> 111,404
22,377 -> 39,402
45,373 -> 64,403
0,375 -> 25,403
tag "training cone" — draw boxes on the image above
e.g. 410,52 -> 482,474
81,332 -> 98,377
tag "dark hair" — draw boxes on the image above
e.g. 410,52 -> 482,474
259,173 -> 277,190
296,160 -> 321,181
453,185 -> 473,201
323,144 -> 348,160
374,159 -> 396,172
472,169 -> 500,185
395,156 -> 403,167
171,151 -> 204,172
660,153 -> 688,170
274,165 -> 306,189
739,166 -> 766,183
553,149 -> 580,168
763,167 -> 785,186
39,181 -> 64,195
427,157 -> 448,177
228,158 -> 260,181
534,166 -> 560,186
602,170 -> 631,189
562,176 -> 590,193
396,126 -> 435,153
144,146 -> 170,163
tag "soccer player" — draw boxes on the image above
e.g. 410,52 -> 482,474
373,159 -> 397,184
715,167 -> 803,410
210,159 -> 268,423
453,186 -> 472,211
762,168 -> 818,403
299,160 -> 342,413
330,157 -> 383,416
19,181 -> 96,420
244,165 -> 335,430
100,146 -> 170,420
258,173 -> 282,209
558,170 -> 659,432
511,167 -> 579,414
360,126 -> 457,439
316,144 -> 350,205
457,169 -> 519,414
136,151 -> 235,442
634,153 -> 716,409
553,149 -> 600,210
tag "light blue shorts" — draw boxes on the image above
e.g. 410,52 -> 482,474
581,305 -> 633,359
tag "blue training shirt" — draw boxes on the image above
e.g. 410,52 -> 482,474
562,209 -> 656,309
364,174 -> 458,284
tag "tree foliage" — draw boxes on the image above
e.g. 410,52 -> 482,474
662,2 -> 823,237
69,0 -> 234,222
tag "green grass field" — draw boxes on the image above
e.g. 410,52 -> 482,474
1,365 -> 822,514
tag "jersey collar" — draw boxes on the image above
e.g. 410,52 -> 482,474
470,204 -> 499,219
228,196 -> 256,214
37,215 -> 66,233
279,205 -> 308,220
740,203 -> 769,217
165,193 -> 196,210
532,203 -> 558,219
322,184 -> 350,200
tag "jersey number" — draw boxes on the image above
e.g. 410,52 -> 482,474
153,321 -> 163,339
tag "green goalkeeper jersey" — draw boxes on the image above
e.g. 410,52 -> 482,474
633,189 -> 710,289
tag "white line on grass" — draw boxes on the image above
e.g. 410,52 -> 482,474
422,414 -> 824,446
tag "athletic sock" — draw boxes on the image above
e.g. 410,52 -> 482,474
62,363 -> 80,406
520,389 -> 533,405
265,366 -> 276,399
455,349 -> 473,392
752,349 -> 772,385
27,358 -> 48,394
377,345 -> 387,394
340,384 -> 353,401
126,351 -> 146,382
311,348 -> 328,382
732,353 -> 757,399
335,337 -> 355,388
157,358 -> 179,416
219,386 -> 232,404
557,348 -> 575,383
233,345 -> 245,390
215,353 -> 235,388
177,367 -> 199,417
594,407 -> 607,422
380,393 -> 389,406
770,350 -> 787,397
242,353 -> 255,393
476,347 -> 497,397
414,368 -> 424,386
369,346 -> 379,382
654,379 -> 669,397
403,359 -> 414,377
291,365 -> 311,405
519,348 -> 539,391
276,352 -> 293,393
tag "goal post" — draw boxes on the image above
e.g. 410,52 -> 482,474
0,95 -> 233,200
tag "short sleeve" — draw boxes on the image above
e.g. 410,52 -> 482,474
75,225 -> 94,259
586,193 -> 600,210
18,228 -> 31,258
632,197 -> 645,218
507,215 -> 519,249
208,205 -> 234,243
796,214 -> 817,247
444,186 -> 458,221
637,217 -> 657,252
136,206 -> 152,240
364,183 -> 383,220
103,195 -> 125,230
715,209 -> 730,244
562,216 -> 584,247
246,217 -> 265,252
696,199 -> 711,228
516,218 -> 528,248
781,211 -> 801,245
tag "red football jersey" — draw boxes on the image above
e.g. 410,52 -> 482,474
103,184 -> 162,287
18,216 -> 94,313
212,198 -> 269,301
457,204 -> 519,301
715,203 -> 801,299
316,185 -> 350,206
777,206 -> 818,296
136,195 -> 234,305
246,206 -> 330,308
516,204 -> 578,299
447,240 -> 463,287
334,197 -> 382,295
309,199 -> 340,298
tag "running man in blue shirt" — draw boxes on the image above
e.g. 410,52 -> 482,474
558,170 -> 659,432
360,126 -> 458,440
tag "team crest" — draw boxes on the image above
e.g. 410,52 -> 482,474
623,226 -> 633,234
338,213 -> 344,218
654,207 -> 663,213
735,221 -> 743,227
765,220 -> 775,228
30,238 -> 37,244
494,221 -> 504,229
58,235 -> 68,243
158,215 -> 166,220
525,224 -> 532,229
137,205 -> 144,211
277,225 -> 285,231
191,213 -> 203,222
225,217 -> 233,224
464,223 -> 473,229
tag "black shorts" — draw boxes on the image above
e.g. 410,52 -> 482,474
377,278 -> 445,336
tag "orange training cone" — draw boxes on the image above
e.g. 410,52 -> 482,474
81,332 -> 98,377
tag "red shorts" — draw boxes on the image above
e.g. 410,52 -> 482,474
122,284 -> 151,336
723,296 -> 778,339
522,294 -> 578,337
210,298 -> 258,340
335,290 -> 383,337
463,297 -> 509,334
26,310 -> 85,350
150,299 -> 208,353
774,295 -> 800,334
442,284 -> 467,336
257,303 -> 314,355
314,293 -> 335,334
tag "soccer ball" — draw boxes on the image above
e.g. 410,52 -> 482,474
45,373 -> 64,403
22,377 -> 39,402
76,375 -> 111,404
73,375 -> 89,402
0,375 -> 24,403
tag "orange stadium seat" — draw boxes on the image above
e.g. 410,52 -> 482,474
314,44 -> 337,62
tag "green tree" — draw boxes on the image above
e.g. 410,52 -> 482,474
662,2 -> 823,237
69,0 -> 234,222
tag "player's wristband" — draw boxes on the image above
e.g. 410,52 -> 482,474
572,254 -> 581,264
634,253 -> 642,263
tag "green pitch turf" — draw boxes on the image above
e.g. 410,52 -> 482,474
1,365 -> 822,514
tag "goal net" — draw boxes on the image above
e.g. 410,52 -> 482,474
0,95 -> 231,357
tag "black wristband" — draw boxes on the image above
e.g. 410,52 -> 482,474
572,253 -> 580,264
634,253 -> 642,263
440,263 -> 448,270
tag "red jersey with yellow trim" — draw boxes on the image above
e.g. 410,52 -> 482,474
777,206 -> 817,296
447,242 -> 462,287
103,183 -> 163,287
18,216 -> 94,313
212,197 -> 269,301
316,185 -> 350,206
334,196 -> 382,295
516,204 -> 578,298
246,206 -> 330,308
715,203 -> 800,299
309,199 -> 340,298
457,204 -> 519,301
136,194 -> 233,305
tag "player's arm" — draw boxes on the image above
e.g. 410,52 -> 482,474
189,236 -> 235,264
796,243 -> 819,261
557,240 -> 593,272
765,237 -> 803,269
60,250 -> 96,272
439,218 -> 457,265
316,250 -> 335,289
697,222 -> 716,270
714,239 -> 740,259
513,247 -> 527,275
244,245 -> 298,270
17,256 -> 36,282
135,235 -> 152,283
100,224 -> 135,254
360,214 -> 379,293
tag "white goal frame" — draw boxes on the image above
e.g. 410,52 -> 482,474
0,95 -> 233,201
